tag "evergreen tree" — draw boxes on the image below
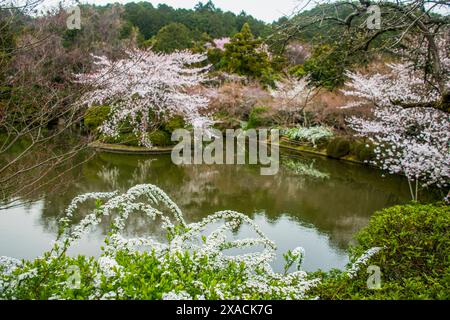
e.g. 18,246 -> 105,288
220,23 -> 274,84
152,23 -> 193,53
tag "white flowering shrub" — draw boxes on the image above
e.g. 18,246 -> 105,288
0,184 -> 390,300
75,50 -> 213,147
0,184 -> 323,300
282,126 -> 334,147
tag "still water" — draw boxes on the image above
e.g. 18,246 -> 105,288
0,149 -> 432,272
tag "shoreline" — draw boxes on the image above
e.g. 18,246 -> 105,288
89,138 -> 367,166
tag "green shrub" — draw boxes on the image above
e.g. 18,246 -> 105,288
152,23 -> 193,53
220,23 -> 275,86
246,106 -> 272,129
84,105 -> 111,131
148,130 -> 171,147
352,142 -> 375,162
312,203 -> 450,299
326,137 -> 350,158
100,132 -> 140,146
100,130 -> 171,147
163,116 -> 186,134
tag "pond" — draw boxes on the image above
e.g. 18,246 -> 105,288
0,147 -> 437,273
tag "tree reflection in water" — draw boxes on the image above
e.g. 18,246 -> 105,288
0,148 -> 440,272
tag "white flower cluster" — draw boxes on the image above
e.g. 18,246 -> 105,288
282,126 -> 334,147
56,184 -> 320,299
341,63 -> 440,109
348,106 -> 450,190
271,77 -> 310,101
75,50 -> 212,147
270,77 -> 314,116
162,290 -> 192,300
0,257 -> 22,293
343,61 -> 450,196
0,184 -> 395,299
347,247 -> 383,279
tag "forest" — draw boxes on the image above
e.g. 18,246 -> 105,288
0,0 -> 449,302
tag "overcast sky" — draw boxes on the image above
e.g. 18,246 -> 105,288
41,0 -> 308,23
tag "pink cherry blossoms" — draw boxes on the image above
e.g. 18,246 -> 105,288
343,63 -> 450,199
75,49 -> 213,146
212,37 -> 230,51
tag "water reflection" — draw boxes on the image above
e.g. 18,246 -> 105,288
0,149 -> 437,272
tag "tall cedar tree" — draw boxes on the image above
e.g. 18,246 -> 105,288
221,23 -> 273,83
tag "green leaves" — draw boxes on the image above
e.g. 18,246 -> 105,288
220,24 -> 275,85
312,203 -> 450,300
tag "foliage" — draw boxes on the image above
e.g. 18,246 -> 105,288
312,203 -> 450,300
0,19 -> 16,79
220,23 -> 274,85
0,184 -> 320,300
282,126 -> 334,147
148,130 -> 171,147
326,137 -> 351,159
84,105 -> 111,131
245,106 -> 272,129
351,141 -> 375,163
100,132 -> 140,146
207,82 -> 271,121
75,49 -> 212,147
122,1 -> 270,41
163,116 -> 186,134
302,43 -> 352,90
152,23 -> 193,53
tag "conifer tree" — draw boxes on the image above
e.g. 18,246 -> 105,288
221,23 -> 273,84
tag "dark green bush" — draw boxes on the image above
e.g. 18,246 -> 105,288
100,130 -> 171,147
148,130 -> 171,147
246,106 -> 273,129
312,203 -> 450,299
302,44 -> 349,90
163,116 -> 186,134
100,132 -> 140,146
351,141 -> 376,162
326,137 -> 350,158
152,23 -> 193,53
84,105 -> 111,131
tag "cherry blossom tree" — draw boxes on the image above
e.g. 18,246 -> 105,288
270,77 -> 315,125
344,63 -> 450,200
75,49 -> 213,147
341,63 -> 441,109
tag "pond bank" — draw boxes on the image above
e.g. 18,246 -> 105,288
89,141 -> 173,154
89,138 -> 367,167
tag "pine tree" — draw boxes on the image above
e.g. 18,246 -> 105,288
220,23 -> 273,84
